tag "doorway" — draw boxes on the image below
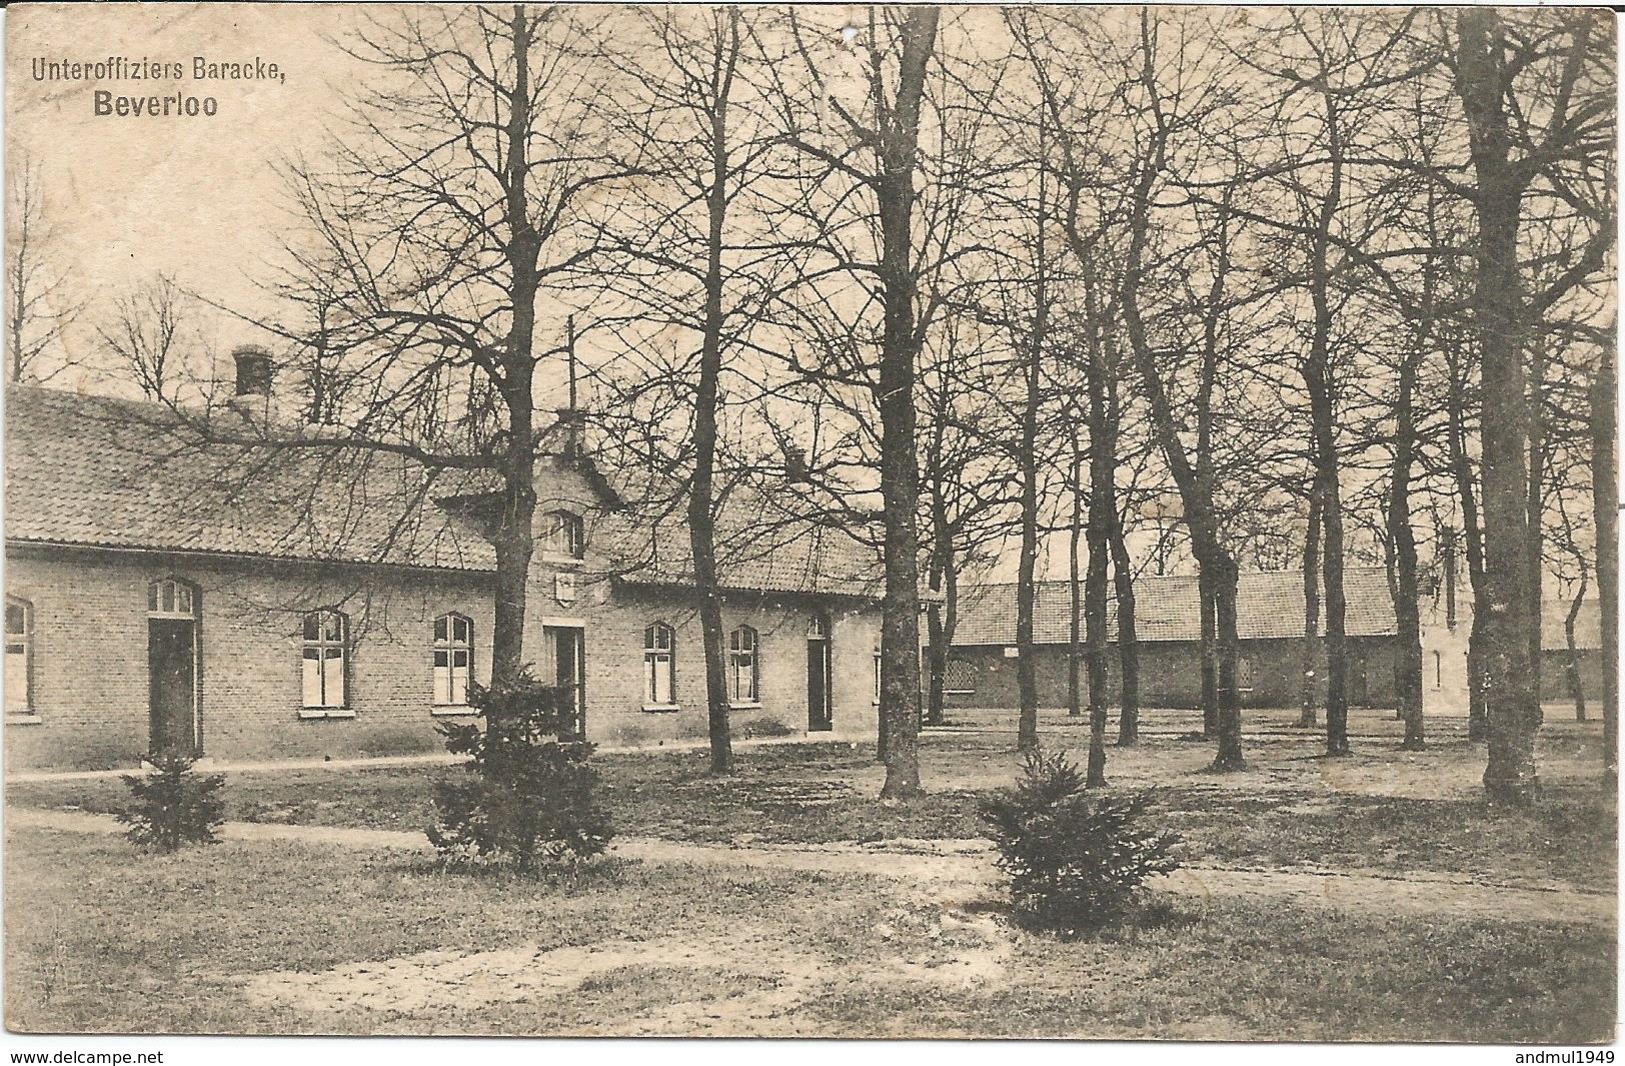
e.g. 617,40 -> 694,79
147,578 -> 200,756
543,624 -> 586,738
807,615 -> 832,732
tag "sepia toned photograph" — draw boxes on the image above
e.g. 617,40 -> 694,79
0,1 -> 1617,1044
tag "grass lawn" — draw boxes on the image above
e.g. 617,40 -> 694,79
10,710 -> 1616,891
5,826 -> 1614,1040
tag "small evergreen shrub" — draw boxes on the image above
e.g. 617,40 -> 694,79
979,748 -> 1182,936
428,667 -> 613,872
116,749 -> 227,852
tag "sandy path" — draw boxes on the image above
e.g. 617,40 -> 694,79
8,805 -> 1610,924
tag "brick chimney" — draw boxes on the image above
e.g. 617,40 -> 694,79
554,407 -> 585,460
231,345 -> 274,427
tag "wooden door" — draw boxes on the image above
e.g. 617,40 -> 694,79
148,618 -> 198,756
807,637 -> 832,732
545,625 -> 586,738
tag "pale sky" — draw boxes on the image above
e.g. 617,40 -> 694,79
7,3 -> 371,379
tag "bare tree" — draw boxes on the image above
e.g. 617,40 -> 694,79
1449,8 -> 1613,804
200,6 -> 643,698
598,6 -> 777,775
98,275 -> 188,402
763,6 -> 945,797
6,161 -> 80,386
1118,10 -> 1251,770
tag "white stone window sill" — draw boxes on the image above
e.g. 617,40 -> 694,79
729,701 -> 763,711
432,706 -> 477,717
299,708 -> 355,720
642,703 -> 682,714
542,553 -> 586,569
5,712 -> 42,725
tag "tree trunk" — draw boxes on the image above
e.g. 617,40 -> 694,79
1084,348 -> 1114,787
1298,479 -> 1322,727
1526,341 -> 1549,721
1014,101 -> 1052,755
1067,444 -> 1085,722
1448,352 -> 1490,741
1592,341 -> 1617,777
1014,366 -> 1041,750
1566,570 -> 1588,722
1111,518 -> 1140,746
1211,555 -> 1245,771
1301,86 -> 1350,758
689,12 -> 741,775
874,6 -> 939,800
1457,9 -> 1540,805
490,7 -> 543,703
1390,350 -> 1426,750
1199,568 -> 1218,738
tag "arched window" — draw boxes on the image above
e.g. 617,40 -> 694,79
544,510 -> 585,559
302,609 -> 349,711
644,622 -> 676,707
433,613 -> 474,706
147,577 -> 197,618
728,625 -> 759,705
5,596 -> 33,718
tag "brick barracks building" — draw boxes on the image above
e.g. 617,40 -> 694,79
942,569 -> 1404,712
3,351 -> 886,771
944,567 -> 1603,717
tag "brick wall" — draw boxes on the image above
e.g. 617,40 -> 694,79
530,578 -> 881,748
4,546 -> 496,770
944,636 -> 1400,711
4,543 -> 882,770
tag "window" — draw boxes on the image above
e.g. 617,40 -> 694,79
873,646 -> 882,705
302,610 -> 348,712
544,510 -> 585,559
1434,650 -> 1442,690
433,613 -> 473,706
1237,656 -> 1255,692
728,626 -> 759,705
944,657 -> 976,697
644,622 -> 676,707
5,597 -> 32,718
147,577 -> 195,618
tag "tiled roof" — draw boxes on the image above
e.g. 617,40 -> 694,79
4,386 -> 884,599
601,490 -> 885,601
952,567 -> 1400,646
5,386 -> 497,572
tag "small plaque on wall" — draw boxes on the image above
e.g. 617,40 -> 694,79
554,572 -> 577,606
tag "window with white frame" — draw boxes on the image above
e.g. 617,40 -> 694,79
728,625 -> 759,705
873,646 -> 882,705
433,613 -> 473,706
148,577 -> 195,618
544,510 -> 585,559
5,597 -> 32,717
302,609 -> 348,711
644,622 -> 676,707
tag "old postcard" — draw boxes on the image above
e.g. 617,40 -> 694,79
2,1 -> 1616,1046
